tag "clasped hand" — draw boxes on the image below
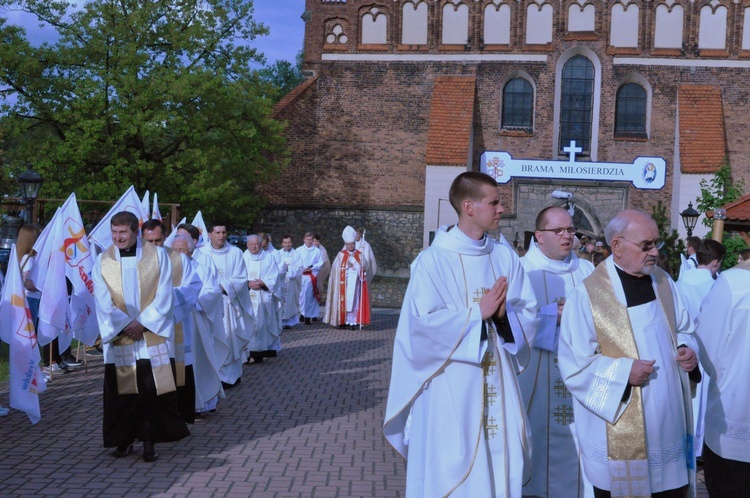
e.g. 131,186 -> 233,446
479,277 -> 508,321
122,320 -> 146,341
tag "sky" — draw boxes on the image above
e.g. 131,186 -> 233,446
0,0 -> 307,66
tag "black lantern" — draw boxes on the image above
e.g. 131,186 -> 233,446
17,168 -> 44,224
680,202 -> 700,238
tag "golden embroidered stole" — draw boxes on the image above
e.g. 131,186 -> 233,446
168,249 -> 186,387
584,264 -> 682,497
101,243 -> 176,396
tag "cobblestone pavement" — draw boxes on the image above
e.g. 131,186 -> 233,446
0,310 -> 708,497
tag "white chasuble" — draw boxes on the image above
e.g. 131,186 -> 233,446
198,243 -> 255,384
190,257 -> 229,412
384,226 -> 538,497
559,258 -> 697,496
243,249 -> 281,353
519,241 -> 594,498
696,261 -> 750,463
278,248 -> 302,324
297,244 -> 323,318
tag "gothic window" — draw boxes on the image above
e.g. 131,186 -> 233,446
326,24 -> 348,44
502,78 -> 534,130
615,83 -> 647,138
526,3 -> 554,44
442,1 -> 469,45
568,1 -> 595,32
402,1 -> 428,45
362,8 -> 387,44
610,3 -> 639,47
654,4 -> 683,49
698,4 -> 727,50
559,55 -> 594,155
484,1 -> 511,45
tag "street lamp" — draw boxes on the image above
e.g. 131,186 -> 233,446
17,167 -> 43,224
680,202 -> 700,238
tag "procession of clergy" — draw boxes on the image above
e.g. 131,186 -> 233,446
384,172 -> 749,498
95,210 -> 376,462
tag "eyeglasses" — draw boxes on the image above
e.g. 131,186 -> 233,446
618,237 -> 664,252
537,226 -> 576,236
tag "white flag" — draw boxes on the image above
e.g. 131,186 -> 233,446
0,244 -> 46,424
152,192 -> 162,221
164,217 -> 187,248
88,186 -> 149,251
141,190 -> 150,220
191,211 -> 208,250
29,207 -> 62,293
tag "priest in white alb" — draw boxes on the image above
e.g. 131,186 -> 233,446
518,206 -> 594,498
243,234 -> 281,364
558,210 -> 700,498
171,234 -> 229,416
676,239 -> 724,463
384,172 -> 538,497
278,235 -> 303,329
93,212 -> 188,463
142,219 -> 202,424
297,232 -> 323,324
197,221 -> 255,388
694,256 -> 750,496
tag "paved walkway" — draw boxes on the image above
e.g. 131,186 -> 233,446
0,311 -> 708,497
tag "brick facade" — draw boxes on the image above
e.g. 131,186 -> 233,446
260,0 -> 750,305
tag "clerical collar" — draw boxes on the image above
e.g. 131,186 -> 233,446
615,264 -> 656,307
447,225 -> 485,246
119,245 -> 137,258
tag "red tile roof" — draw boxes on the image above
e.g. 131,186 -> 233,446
425,76 -> 476,166
678,85 -> 727,174
272,76 -> 319,119
707,194 -> 750,222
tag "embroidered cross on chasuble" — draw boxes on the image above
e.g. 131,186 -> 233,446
583,263 -> 693,498
101,243 -> 176,396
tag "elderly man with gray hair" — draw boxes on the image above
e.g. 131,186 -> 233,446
558,210 -> 700,498
243,234 -> 281,364
172,234 -> 229,416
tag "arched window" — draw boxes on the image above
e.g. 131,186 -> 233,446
502,78 -> 534,130
559,55 -> 595,155
615,83 -> 647,138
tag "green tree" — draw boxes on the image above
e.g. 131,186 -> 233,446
258,51 -> 304,103
695,160 -> 745,228
651,200 -> 684,280
0,0 -> 288,227
694,160 -> 747,270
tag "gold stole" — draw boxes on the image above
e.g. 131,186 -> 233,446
168,249 -> 186,388
101,243 -> 176,396
584,264 -> 679,497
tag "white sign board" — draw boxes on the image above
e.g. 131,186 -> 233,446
480,141 -> 666,190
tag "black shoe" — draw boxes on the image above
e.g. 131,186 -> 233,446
312,317 -> 318,322
249,352 -> 264,364
221,378 -> 241,390
350,324 -> 359,330
283,325 -> 291,330
143,441 -> 158,462
112,444 -> 134,458
305,318 -> 311,325
339,325 -> 347,330
62,354 -> 83,366
263,350 -> 277,358
57,361 -> 73,373
299,315 -> 305,323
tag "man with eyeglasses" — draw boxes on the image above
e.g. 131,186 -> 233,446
558,210 -> 699,498
518,206 -> 595,498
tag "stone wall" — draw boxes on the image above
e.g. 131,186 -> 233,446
256,206 -> 423,307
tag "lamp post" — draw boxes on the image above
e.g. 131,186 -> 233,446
17,167 -> 44,225
711,208 -> 727,243
680,202 -> 700,238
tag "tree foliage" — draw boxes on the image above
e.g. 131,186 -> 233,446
651,200 -> 684,280
0,0 -> 288,228
258,51 -> 304,103
694,160 -> 747,269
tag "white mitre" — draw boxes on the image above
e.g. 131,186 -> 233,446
342,226 -> 356,243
